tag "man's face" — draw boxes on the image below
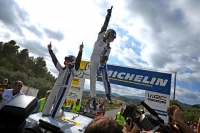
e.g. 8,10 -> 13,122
14,82 -> 23,92
108,36 -> 115,42
64,59 -> 70,65
3,79 -> 8,85
46,91 -> 51,98
77,99 -> 80,103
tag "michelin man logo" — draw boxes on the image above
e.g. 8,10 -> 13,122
76,61 -> 90,79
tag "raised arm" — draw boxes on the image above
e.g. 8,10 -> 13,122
99,6 -> 113,34
75,42 -> 84,71
48,42 -> 62,71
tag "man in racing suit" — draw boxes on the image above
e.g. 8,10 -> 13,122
90,6 -> 116,109
42,42 -> 83,118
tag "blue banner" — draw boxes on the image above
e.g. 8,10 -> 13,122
97,64 -> 172,95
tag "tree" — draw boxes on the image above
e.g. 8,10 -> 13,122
0,58 -> 13,71
33,57 -> 48,78
0,39 -> 56,99
18,49 -> 29,65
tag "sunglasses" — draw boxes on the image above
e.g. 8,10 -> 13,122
3,80 -> 8,81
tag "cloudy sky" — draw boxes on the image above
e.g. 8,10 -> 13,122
0,0 -> 200,105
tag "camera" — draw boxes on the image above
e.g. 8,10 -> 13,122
122,101 -> 172,133
0,95 -> 42,133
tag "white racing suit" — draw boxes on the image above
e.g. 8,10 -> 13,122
42,49 -> 82,118
90,14 -> 111,98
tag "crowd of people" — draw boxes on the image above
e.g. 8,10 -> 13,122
83,105 -> 200,133
0,77 -> 199,133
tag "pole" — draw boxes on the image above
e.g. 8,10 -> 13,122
173,72 -> 177,105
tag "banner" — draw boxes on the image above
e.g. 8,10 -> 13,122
97,65 -> 172,95
21,85 -> 39,97
76,61 -> 172,95
65,77 -> 85,107
76,60 -> 90,79
75,60 -> 172,122
144,91 -> 170,122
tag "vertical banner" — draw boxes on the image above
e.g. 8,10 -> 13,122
65,77 -> 85,108
144,91 -> 170,122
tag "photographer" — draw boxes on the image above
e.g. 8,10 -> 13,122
122,103 -> 195,133
168,105 -> 195,133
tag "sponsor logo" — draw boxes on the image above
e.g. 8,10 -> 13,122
76,61 -> 90,79
147,93 -> 167,104
70,86 -> 81,92
105,70 -> 169,87
67,92 -> 78,99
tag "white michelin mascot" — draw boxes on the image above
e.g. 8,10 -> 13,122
42,42 -> 83,118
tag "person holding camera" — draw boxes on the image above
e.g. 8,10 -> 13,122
122,104 -> 195,133
168,105 -> 195,133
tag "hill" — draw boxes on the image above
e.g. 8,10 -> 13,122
83,90 -> 194,108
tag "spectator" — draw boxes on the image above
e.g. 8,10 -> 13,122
84,116 -> 123,133
168,105 -> 194,133
0,80 -> 24,109
197,118 -> 200,133
193,123 -> 197,133
83,100 -> 92,113
33,90 -> 51,113
115,107 -> 125,130
122,105 -> 194,133
96,101 -> 105,116
0,78 -> 11,102
70,99 -> 81,113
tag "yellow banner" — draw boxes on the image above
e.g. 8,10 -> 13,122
66,99 -> 76,106
72,78 -> 79,86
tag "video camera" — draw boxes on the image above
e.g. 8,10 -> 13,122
122,101 -> 172,133
0,95 -> 42,133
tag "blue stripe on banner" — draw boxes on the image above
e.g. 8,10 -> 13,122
153,109 -> 167,116
51,70 -> 71,118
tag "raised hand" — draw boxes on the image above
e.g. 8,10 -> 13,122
107,6 -> 113,17
80,42 -> 84,51
47,42 -> 52,50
